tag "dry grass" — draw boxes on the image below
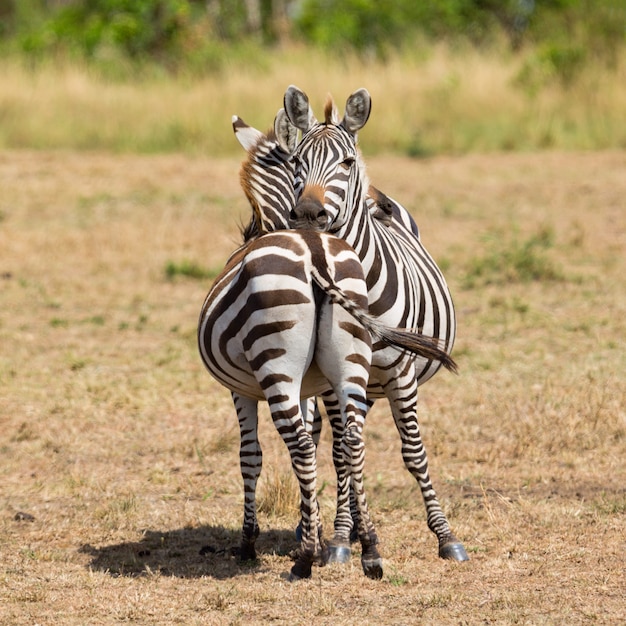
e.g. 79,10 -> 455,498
1,44 -> 625,155
0,148 -> 625,624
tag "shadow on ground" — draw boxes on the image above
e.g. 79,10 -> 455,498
79,525 -> 298,579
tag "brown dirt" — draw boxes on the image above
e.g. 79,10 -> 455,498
0,149 -> 624,625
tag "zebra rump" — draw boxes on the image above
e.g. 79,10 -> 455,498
309,265 -> 457,373
198,228 -> 452,580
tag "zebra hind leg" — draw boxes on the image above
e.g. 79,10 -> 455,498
289,503 -> 325,581
342,423 -> 383,580
322,392 -> 373,563
240,523 -> 260,562
274,408 -> 324,581
322,392 -> 352,564
295,397 -> 324,543
402,431 -> 469,562
233,394 -> 262,561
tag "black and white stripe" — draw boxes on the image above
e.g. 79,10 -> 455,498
198,227 -> 454,579
273,86 -> 468,562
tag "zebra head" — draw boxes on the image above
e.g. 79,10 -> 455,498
280,85 -> 372,234
232,111 -> 298,236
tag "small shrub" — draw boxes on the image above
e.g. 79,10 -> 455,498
404,132 -> 434,159
165,260 -> 216,281
541,43 -> 586,88
515,42 -> 587,96
463,225 -> 564,288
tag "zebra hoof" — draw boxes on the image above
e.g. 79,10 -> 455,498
239,542 -> 257,562
288,561 -> 312,581
361,556 -> 383,580
439,541 -> 470,562
325,544 -> 351,564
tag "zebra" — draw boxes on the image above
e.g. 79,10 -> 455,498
231,111 -> 422,554
267,85 -> 468,564
231,110 -> 407,439
232,112 -> 420,239
198,226 -> 456,580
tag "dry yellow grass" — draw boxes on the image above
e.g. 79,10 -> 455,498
0,149 -> 624,624
2,44 -> 625,154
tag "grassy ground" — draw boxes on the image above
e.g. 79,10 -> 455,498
0,148 -> 624,624
1,44 -> 626,155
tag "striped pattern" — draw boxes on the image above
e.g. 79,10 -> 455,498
199,229 -> 372,580
198,227 -> 453,578
278,86 -> 468,561
227,94 -> 467,562
232,116 -> 294,236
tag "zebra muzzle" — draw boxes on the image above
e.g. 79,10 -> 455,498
289,197 -> 328,231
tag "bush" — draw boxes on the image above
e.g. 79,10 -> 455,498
463,226 -> 564,288
18,0 -> 194,63
165,260 -> 216,281
1,1 -> 624,77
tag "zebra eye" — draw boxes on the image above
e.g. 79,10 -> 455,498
340,157 -> 355,170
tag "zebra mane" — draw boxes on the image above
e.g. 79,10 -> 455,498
324,95 -> 339,125
240,216 -> 261,243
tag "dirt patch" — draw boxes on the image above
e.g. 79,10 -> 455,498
0,150 -> 624,625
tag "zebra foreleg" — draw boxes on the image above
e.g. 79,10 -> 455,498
388,384 -> 469,562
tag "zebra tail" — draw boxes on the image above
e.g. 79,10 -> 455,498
310,267 -> 458,374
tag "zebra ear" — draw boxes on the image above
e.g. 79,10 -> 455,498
342,88 -> 372,134
274,108 -> 298,154
232,115 -> 264,152
284,85 -> 316,132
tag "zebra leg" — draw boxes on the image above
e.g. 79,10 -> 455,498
313,284 -> 380,577
232,393 -> 262,561
323,391 -> 373,560
385,378 -> 469,562
342,421 -> 383,580
348,398 -> 374,543
295,397 -> 323,542
320,391 -> 352,564
269,399 -> 324,581
304,396 -> 323,447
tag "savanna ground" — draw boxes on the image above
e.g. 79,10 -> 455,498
0,147 -> 624,625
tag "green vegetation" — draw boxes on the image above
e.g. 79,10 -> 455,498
0,1 -> 624,155
463,226 -> 564,288
165,259 -> 217,280
2,1 -> 623,68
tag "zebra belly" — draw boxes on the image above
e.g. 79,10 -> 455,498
205,359 -> 330,402
367,347 -> 443,398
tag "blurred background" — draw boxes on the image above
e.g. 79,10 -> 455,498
1,0 -> 625,156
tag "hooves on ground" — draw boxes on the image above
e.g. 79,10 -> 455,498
439,541 -> 470,562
